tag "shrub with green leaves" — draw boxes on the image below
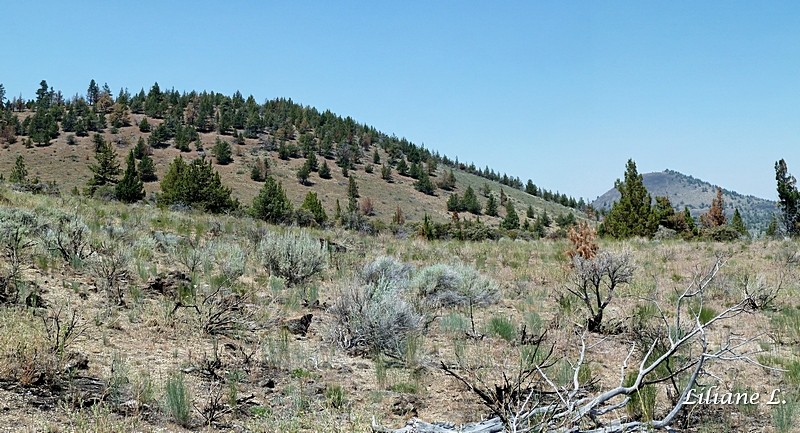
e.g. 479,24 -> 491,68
165,372 -> 192,427
258,231 -> 327,286
361,255 -> 414,287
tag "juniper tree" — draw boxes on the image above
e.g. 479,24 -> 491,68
212,137 -> 232,165
600,159 -> 655,238
318,160 -> 332,179
730,208 -> 748,237
251,175 -> 292,223
115,150 -> 145,203
133,137 -> 147,159
88,134 -> 121,193
485,194 -> 498,217
300,191 -> 327,225
9,155 -> 27,184
414,170 -> 435,195
347,176 -> 359,212
700,187 -> 726,228
775,159 -> 800,236
526,204 -> 535,219
138,153 -> 156,182
462,186 -> 481,215
159,156 -> 238,213
500,200 -> 519,230
381,164 -> 392,182
297,161 -> 311,185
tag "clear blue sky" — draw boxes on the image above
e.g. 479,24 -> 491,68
3,1 -> 799,201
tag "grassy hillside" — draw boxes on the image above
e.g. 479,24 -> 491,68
0,112 -> 581,229
592,169 -> 777,233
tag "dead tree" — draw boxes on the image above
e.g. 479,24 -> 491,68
373,256 -> 766,433
567,250 -> 634,332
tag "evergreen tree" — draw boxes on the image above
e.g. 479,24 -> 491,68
373,148 -> 380,164
652,196 -> 676,228
87,79 -> 99,106
532,216 -> 547,238
138,117 -> 151,132
381,164 -> 393,182
318,160 -> 332,179
765,216 -> 779,238
526,204 -> 535,219
437,169 -> 456,190
541,209 -> 551,227
115,150 -> 145,203
306,152 -> 318,171
347,176 -> 359,212
251,175 -> 293,223
250,157 -> 265,182
334,199 -> 342,222
88,133 -> 121,192
485,194 -> 499,216
414,170 -> 435,195
9,155 -> 27,184
447,193 -> 463,212
500,201 -> 519,230
212,137 -> 233,164
600,159 -> 655,238
409,162 -> 422,179
297,161 -> 311,185
300,191 -> 328,225
730,208 -> 748,237
462,186 -> 481,214
133,136 -> 147,159
159,156 -> 238,213
683,207 -> 697,235
775,159 -> 800,236
138,153 -> 156,182
396,158 -> 409,176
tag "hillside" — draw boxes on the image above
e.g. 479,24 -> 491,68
0,83 -> 583,231
592,169 -> 777,233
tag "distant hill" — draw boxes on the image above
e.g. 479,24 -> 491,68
592,169 -> 777,233
0,82 -> 583,228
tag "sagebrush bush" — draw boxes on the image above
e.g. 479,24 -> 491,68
41,209 -> 92,265
410,263 -> 499,308
330,279 -> 424,359
212,240 -> 247,283
258,230 -> 327,286
361,255 -> 414,287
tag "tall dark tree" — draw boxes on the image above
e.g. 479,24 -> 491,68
730,208 -> 748,237
600,159 -> 655,238
115,150 -> 145,203
462,185 -> 481,215
251,176 -> 293,224
297,161 -> 311,185
159,156 -> 238,213
87,133 -> 121,193
414,170 -> 435,195
138,153 -> 157,182
318,160 -> 332,179
485,194 -> 499,217
500,201 -> 519,230
10,155 -> 28,184
775,159 -> 800,236
300,191 -> 328,225
87,79 -> 100,106
212,137 -> 233,164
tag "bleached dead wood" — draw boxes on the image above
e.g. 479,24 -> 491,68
373,256 -> 768,433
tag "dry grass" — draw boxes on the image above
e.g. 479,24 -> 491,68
0,189 -> 796,432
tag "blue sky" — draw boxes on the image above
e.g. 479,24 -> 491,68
3,1 -> 799,201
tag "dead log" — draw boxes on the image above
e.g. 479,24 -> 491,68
372,417 -> 504,433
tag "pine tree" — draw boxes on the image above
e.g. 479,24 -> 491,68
541,209 -> 551,227
159,156 -> 238,213
10,155 -> 27,184
306,152 -> 318,172
730,208 -> 748,237
447,193 -> 463,212
526,204 -> 535,219
373,148 -> 380,164
334,199 -> 342,222
347,176 -> 359,212
212,137 -> 233,165
485,194 -> 498,216
600,159 -> 655,238
138,117 -> 151,132
318,160 -> 332,179
133,137 -> 147,159
683,207 -> 697,235
251,176 -> 293,223
88,133 -> 121,192
500,200 -> 519,230
775,159 -> 800,236
138,153 -> 156,182
301,191 -> 328,225
381,164 -> 393,182
396,158 -> 409,176
437,169 -> 456,190
700,187 -> 726,228
297,161 -> 311,185
414,170 -> 435,195
250,157 -> 265,182
115,150 -> 145,203
462,186 -> 481,214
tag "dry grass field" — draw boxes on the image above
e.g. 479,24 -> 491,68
0,186 -> 798,432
